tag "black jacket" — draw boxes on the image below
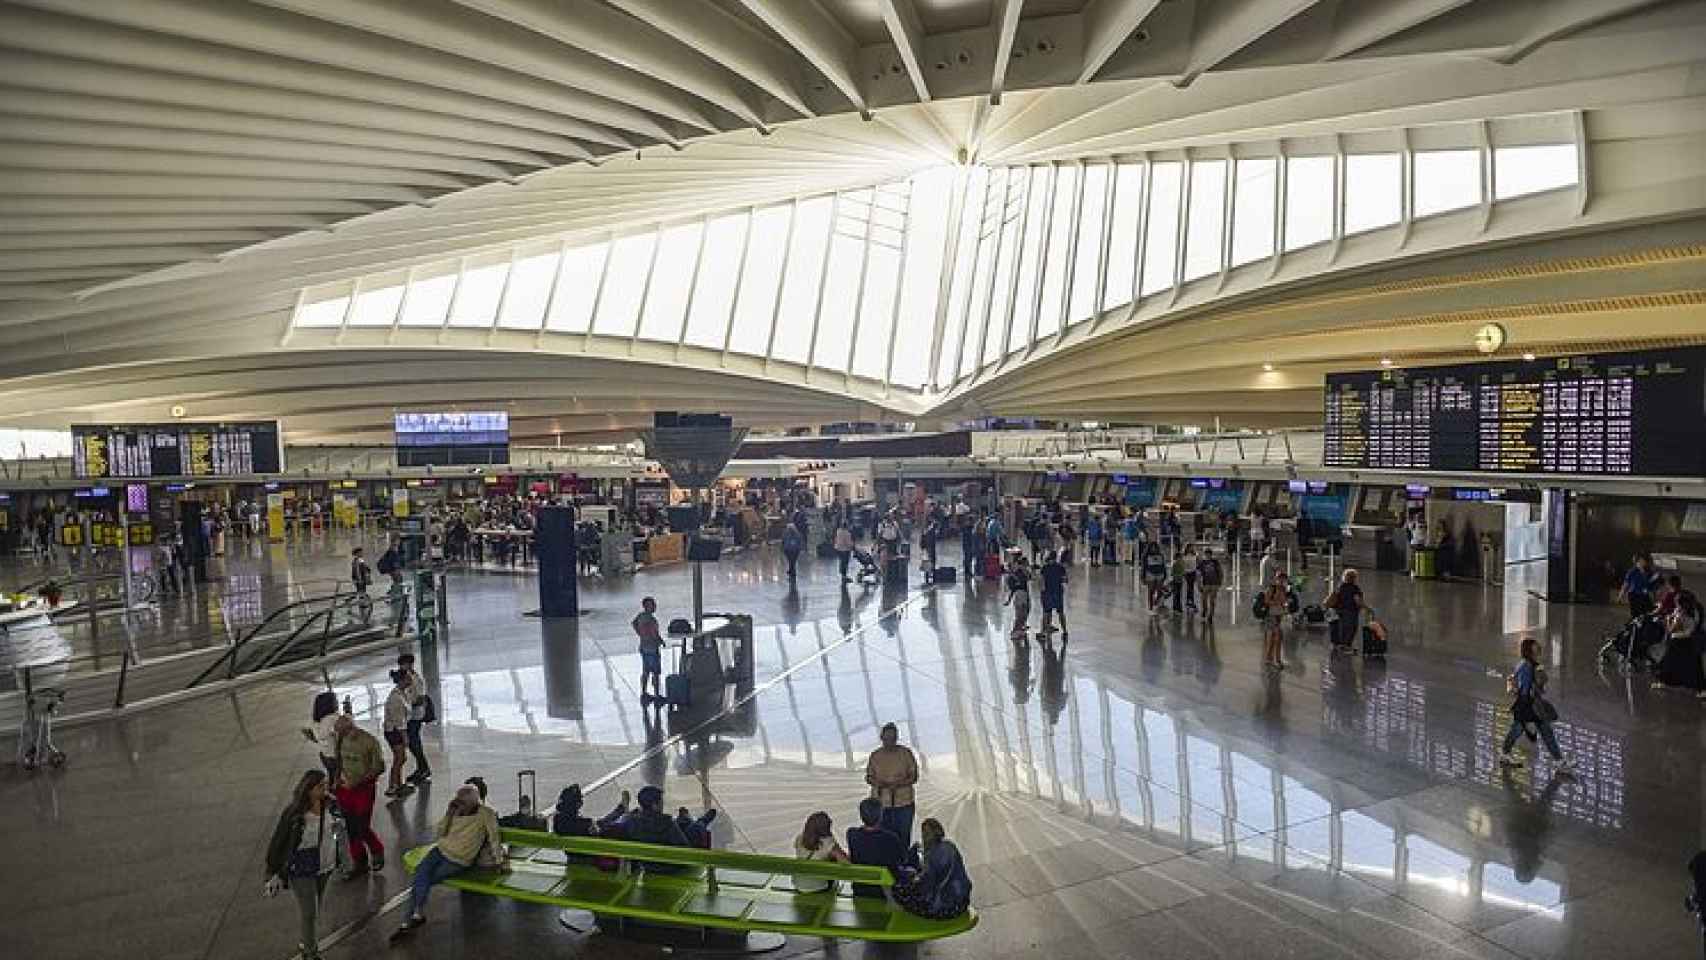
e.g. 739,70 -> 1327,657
264,800 -> 340,884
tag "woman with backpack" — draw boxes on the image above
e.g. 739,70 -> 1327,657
1196,548 -> 1224,624
1141,541 -> 1168,612
264,770 -> 343,960
1498,636 -> 1573,772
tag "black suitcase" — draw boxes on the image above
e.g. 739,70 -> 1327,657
498,769 -> 548,830
884,556 -> 907,587
933,566 -> 957,584
1361,625 -> 1388,659
665,672 -> 691,707
1303,604 -> 1327,625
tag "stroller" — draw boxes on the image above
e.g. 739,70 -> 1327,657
850,546 -> 881,586
17,686 -> 67,771
1596,613 -> 1664,670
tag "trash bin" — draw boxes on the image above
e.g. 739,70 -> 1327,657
1410,546 -> 1437,579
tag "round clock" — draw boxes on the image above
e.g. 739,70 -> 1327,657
1473,323 -> 1506,355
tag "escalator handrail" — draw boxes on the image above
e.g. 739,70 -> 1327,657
187,587 -> 369,687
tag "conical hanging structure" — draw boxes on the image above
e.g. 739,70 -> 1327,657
638,414 -> 749,490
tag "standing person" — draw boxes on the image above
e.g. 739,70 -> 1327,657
392,784 -> 505,938
781,522 -> 803,582
1086,513 -> 1104,568
846,797 -> 909,900
397,653 -> 432,786
1327,569 -> 1364,651
1406,510 -> 1428,577
633,597 -> 664,702
984,511 -> 1005,556
1249,508 -> 1267,557
1168,549 -> 1187,616
1122,512 -> 1141,566
263,770 -> 342,960
1260,572 -> 1289,671
300,691 -> 342,779
1498,637 -> 1573,772
962,511 -> 983,578
1141,541 -> 1168,612
1651,589 -> 1706,697
1197,548 -> 1224,625
1005,555 -> 1032,636
834,522 -> 855,583
865,723 -> 920,845
793,812 -> 851,894
1057,518 -> 1076,566
331,714 -> 386,874
1039,551 -> 1068,637
877,511 -> 901,566
891,819 -> 973,921
921,515 -> 940,573
1180,545 -> 1199,614
349,547 -> 372,597
382,671 -> 414,799
1616,554 -> 1658,619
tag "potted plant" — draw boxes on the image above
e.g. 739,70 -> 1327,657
40,579 -> 63,608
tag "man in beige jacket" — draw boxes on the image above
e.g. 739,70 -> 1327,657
865,722 -> 920,845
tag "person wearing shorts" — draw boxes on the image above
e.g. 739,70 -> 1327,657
633,597 -> 663,701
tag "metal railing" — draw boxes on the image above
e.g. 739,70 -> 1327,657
185,584 -> 397,688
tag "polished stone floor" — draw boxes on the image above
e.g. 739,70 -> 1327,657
1,531 -> 1701,960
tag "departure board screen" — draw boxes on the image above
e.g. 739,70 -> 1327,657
1323,347 -> 1706,477
72,422 -> 283,479
394,411 -> 509,467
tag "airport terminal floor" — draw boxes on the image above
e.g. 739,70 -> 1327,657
1,531 -> 1700,960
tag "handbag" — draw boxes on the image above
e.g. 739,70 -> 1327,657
288,812 -> 326,877
413,694 -> 437,724
1535,696 -> 1559,724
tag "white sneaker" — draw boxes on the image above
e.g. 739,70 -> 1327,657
1498,751 -> 1524,767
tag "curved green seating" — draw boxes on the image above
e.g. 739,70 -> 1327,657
403,828 -> 978,943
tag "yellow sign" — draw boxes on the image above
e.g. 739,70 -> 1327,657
0,510 -> 7,532
392,488 -> 410,519
267,492 -> 286,541
60,524 -> 83,547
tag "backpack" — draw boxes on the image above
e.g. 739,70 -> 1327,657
1252,594 -> 1269,619
1199,558 -> 1221,584
377,551 -> 397,575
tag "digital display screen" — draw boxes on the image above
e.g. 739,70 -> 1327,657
72,422 -> 282,479
394,411 -> 509,467
1323,347 -> 1706,477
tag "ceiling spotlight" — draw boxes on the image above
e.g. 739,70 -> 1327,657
1262,363 -> 1274,372
1380,358 -> 1393,367
1522,352 -> 1536,361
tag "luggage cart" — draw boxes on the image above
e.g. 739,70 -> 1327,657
17,686 -> 67,771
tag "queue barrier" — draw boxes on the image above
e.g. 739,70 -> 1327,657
403,828 -> 978,943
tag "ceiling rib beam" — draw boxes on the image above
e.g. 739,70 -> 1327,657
1078,0 -> 1164,83
255,0 -> 725,134
7,0 -> 665,144
739,0 -> 869,118
450,0 -> 771,130
991,0 -> 1026,105
606,0 -> 817,119
1178,1 -> 1326,88
876,0 -> 932,102
1493,0 -> 1673,65
1323,0 -> 1474,60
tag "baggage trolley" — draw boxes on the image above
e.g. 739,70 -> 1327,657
17,686 -> 67,771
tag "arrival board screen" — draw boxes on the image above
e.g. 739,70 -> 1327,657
1323,347 -> 1706,477
72,422 -> 283,479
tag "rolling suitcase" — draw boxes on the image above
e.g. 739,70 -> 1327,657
933,566 -> 957,584
1361,622 -> 1389,659
499,769 -> 548,830
665,671 -> 692,707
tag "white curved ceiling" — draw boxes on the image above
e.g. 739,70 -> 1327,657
1,0 -> 1703,442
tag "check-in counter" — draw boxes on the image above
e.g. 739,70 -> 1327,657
647,532 -> 686,565
1341,524 -> 1402,571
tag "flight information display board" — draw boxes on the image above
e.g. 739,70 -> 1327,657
395,411 -> 509,467
72,422 -> 283,479
1323,347 -> 1706,477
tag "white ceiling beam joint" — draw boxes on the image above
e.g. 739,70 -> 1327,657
1323,0 -> 1473,60
876,0 -> 931,103
739,0 -> 869,118
1178,1 -> 1325,88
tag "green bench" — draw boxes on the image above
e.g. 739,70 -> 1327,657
403,828 -> 978,944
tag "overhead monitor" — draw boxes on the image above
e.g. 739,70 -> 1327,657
72,422 -> 283,479
1322,346 -> 1706,477
394,411 -> 510,467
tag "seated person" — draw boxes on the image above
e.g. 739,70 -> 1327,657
846,797 -> 909,900
393,785 -> 505,938
612,786 -> 690,873
891,818 -> 972,920
675,806 -> 718,848
793,811 -> 850,893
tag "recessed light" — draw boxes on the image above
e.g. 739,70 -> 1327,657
1522,352 -> 1536,361
1379,358 -> 1393,367
1262,363 -> 1274,372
